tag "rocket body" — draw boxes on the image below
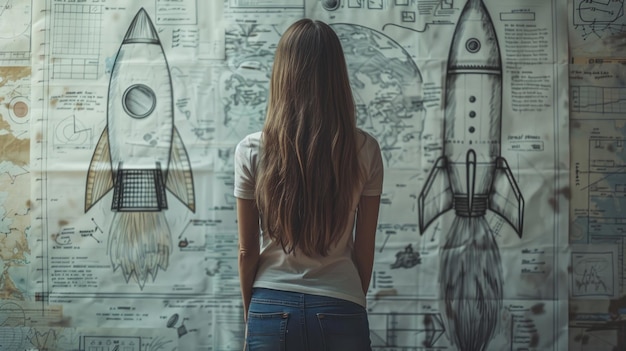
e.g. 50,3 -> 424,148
107,9 -> 174,212
443,0 -> 501,217
84,8 -> 195,288
419,0 -> 523,235
108,14 -> 174,173
85,8 -> 195,214
417,1 -> 524,350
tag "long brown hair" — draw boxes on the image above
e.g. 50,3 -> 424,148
255,19 -> 363,256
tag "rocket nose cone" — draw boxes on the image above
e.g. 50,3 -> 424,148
123,8 -> 159,44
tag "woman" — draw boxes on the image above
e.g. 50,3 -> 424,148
234,18 -> 383,350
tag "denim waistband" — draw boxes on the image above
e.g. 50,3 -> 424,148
251,288 -> 365,309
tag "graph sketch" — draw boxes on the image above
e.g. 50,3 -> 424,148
571,251 -> 615,297
571,86 -> 626,114
84,8 -> 195,289
585,138 -> 626,236
417,0 -> 524,350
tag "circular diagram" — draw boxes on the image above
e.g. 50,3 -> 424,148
331,23 -> 425,166
8,96 -> 29,124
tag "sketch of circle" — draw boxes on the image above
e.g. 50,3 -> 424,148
322,0 -> 340,11
13,101 -> 28,117
122,84 -> 156,119
8,97 -> 29,123
466,38 -> 481,53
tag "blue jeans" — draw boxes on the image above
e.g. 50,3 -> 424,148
245,288 -> 372,351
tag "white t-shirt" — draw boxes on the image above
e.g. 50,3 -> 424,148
234,129 -> 383,306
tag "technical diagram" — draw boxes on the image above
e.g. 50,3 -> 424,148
84,8 -> 195,289
417,0 -> 524,349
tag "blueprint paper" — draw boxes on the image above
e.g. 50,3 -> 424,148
567,0 -> 626,348
0,0 -> 575,349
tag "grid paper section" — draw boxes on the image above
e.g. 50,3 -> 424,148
112,165 -> 168,211
52,4 -> 102,79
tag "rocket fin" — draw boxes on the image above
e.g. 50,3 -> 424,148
489,157 -> 524,237
85,128 -> 114,212
166,127 -> 196,213
418,156 -> 453,234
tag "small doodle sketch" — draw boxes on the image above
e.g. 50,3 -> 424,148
84,8 -> 195,289
166,313 -> 189,338
572,0 -> 626,40
417,0 -> 524,350
390,244 -> 422,269
571,252 -> 615,297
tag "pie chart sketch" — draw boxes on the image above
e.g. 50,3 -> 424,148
54,115 -> 92,148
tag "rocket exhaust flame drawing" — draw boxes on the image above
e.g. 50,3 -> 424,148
85,8 -> 195,289
418,0 -> 523,350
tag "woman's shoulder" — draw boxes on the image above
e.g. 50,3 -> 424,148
236,131 -> 263,150
356,129 -> 380,151
235,132 -> 263,165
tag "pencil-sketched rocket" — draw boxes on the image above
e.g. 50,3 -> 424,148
85,8 -> 195,289
417,0 -> 523,350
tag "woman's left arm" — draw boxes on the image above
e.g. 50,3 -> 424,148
353,195 -> 381,294
236,198 -> 260,322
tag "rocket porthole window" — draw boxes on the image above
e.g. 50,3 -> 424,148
322,0 -> 340,10
122,84 -> 157,119
469,111 -> 476,118
469,126 -> 475,133
465,38 -> 481,53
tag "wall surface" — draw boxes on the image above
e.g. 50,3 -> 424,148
0,0 -> 621,350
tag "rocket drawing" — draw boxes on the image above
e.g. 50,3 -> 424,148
417,0 -> 523,350
85,8 -> 195,289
